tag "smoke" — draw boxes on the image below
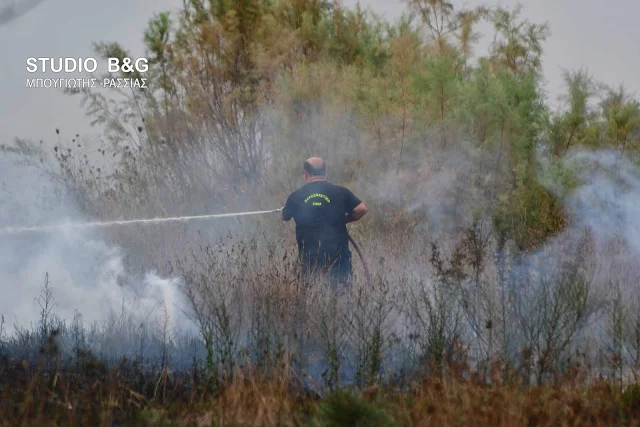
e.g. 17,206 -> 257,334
563,150 -> 640,255
537,148 -> 640,305
0,152 -> 192,338
535,149 -> 640,270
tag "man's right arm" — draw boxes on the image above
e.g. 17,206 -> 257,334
281,195 -> 293,221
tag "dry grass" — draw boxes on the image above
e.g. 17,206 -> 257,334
3,345 -> 640,426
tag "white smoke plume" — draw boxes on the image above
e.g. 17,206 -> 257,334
0,151 -> 191,338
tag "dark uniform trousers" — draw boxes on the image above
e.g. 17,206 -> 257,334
299,249 -> 353,288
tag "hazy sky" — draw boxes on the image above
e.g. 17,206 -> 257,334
0,0 -> 638,146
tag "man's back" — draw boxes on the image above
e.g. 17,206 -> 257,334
282,180 -> 361,260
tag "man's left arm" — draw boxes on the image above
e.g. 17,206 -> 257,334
343,188 -> 367,224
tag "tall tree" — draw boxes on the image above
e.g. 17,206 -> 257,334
488,5 -> 549,78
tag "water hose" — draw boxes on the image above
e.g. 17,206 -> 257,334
2,206 -> 372,284
0,208 -> 283,234
348,232 -> 372,286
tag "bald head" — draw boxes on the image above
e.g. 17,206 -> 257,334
307,157 -> 324,169
303,157 -> 326,180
